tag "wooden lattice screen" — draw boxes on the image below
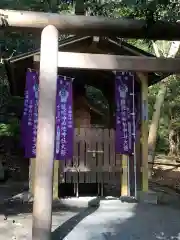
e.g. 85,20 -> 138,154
59,128 -> 122,184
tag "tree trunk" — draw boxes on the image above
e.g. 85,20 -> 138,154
148,83 -> 167,162
148,41 -> 180,165
168,128 -> 177,156
176,131 -> 180,155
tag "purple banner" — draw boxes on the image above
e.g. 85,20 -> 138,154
115,72 -> 134,155
21,71 -> 30,149
21,70 -> 38,157
55,76 -> 73,160
31,75 -> 39,158
22,71 -> 74,160
25,71 -> 39,158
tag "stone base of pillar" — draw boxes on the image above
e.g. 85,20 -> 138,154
137,190 -> 158,204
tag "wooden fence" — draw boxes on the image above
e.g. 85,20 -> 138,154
59,128 -> 122,184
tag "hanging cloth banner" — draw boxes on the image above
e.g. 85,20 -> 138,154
21,71 -> 30,149
55,76 -> 74,160
115,71 -> 134,155
31,73 -> 39,158
21,70 -> 74,160
21,70 -> 39,158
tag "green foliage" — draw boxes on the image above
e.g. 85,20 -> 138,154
0,118 -> 20,138
1,0 -> 179,59
0,67 -> 22,140
156,118 -> 169,153
1,0 -> 180,156
86,85 -> 109,113
148,74 -> 180,153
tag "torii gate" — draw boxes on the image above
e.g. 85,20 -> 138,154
2,9 -> 180,240
32,25 -> 180,240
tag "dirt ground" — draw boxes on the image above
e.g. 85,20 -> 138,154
149,154 -> 180,192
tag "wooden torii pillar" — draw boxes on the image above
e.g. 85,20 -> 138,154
32,25 -> 59,240
138,73 -> 149,195
140,73 -> 149,192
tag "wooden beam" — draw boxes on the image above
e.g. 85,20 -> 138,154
34,52 -> 180,73
32,25 -> 58,240
29,158 -> 36,196
1,9 -> 180,40
138,73 -> 149,193
121,155 -> 129,196
53,160 -> 59,200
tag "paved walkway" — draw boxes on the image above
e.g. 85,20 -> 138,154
0,200 -> 180,239
62,200 -> 180,240
0,210 -> 78,240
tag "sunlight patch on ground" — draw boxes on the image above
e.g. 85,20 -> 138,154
155,231 -> 180,240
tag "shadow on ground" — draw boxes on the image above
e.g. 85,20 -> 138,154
52,206 -> 99,240
0,182 -> 89,218
107,203 -> 180,240
0,199 -> 90,219
1,181 -> 180,240
51,200 -> 180,240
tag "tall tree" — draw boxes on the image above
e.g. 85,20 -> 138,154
148,41 -> 180,163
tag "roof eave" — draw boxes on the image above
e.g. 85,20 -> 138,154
5,35 -> 170,86
7,35 -> 92,64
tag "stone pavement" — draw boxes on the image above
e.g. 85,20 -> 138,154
0,210 -> 78,240
0,200 -> 180,239
0,196 -> 98,240
63,200 -> 180,240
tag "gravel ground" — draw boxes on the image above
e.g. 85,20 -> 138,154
0,199 -> 180,239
